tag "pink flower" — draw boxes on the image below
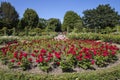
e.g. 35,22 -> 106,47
56,62 -> 60,65
17,62 -> 21,65
19,55 -> 23,60
39,57 -> 43,62
48,52 -> 53,57
64,47 -> 66,51
45,57 -> 51,62
23,52 -> 27,58
36,59 -> 40,63
48,44 -> 51,48
28,58 -> 32,62
14,51 -> 18,59
111,51 -> 116,55
31,53 -> 36,57
103,50 -> 108,57
93,50 -> 97,56
55,52 -> 61,59
40,48 -> 46,53
52,50 -> 55,53
76,56 -> 82,61
1,47 -> 7,56
91,60 -> 95,65
10,59 -> 15,63
34,50 -> 39,53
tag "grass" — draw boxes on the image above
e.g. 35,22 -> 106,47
0,62 -> 120,80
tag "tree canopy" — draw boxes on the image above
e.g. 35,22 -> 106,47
37,18 -> 47,29
22,8 -> 39,29
83,4 -> 120,29
0,1 -> 120,34
62,11 -> 82,32
0,2 -> 19,29
46,18 -> 61,32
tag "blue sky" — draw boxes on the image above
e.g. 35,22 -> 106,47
0,0 -> 120,22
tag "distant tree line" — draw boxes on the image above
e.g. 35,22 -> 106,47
0,2 -> 120,33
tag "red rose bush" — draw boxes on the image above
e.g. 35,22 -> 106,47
0,39 -> 119,72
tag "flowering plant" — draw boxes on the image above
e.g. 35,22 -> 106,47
0,39 -> 119,72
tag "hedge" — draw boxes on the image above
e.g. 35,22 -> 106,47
67,33 -> 120,44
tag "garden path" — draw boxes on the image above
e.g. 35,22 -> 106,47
54,33 -> 68,40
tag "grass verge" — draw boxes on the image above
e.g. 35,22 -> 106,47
0,63 -> 120,80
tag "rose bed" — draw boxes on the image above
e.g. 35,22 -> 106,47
0,39 -> 119,73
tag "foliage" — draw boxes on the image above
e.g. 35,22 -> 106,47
3,27 -> 7,36
38,62 -> 51,72
20,57 -> 31,71
73,19 -> 83,33
77,59 -> 92,70
1,63 -> 120,80
67,33 -> 120,44
21,8 -> 39,29
0,36 -> 18,45
37,18 -> 47,29
29,28 -> 42,36
17,18 -> 26,30
60,54 -> 74,72
0,2 -> 19,29
46,18 -> 61,32
83,4 -> 120,29
62,11 -> 83,32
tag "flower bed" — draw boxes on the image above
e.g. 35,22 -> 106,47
0,39 -> 119,73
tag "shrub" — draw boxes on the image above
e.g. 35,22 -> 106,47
67,33 -> 120,43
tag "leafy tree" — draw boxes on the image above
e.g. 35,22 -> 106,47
62,11 -> 82,32
73,19 -> 83,33
83,4 -> 120,29
37,18 -> 47,29
46,18 -> 61,32
22,8 -> 39,29
0,2 -> 19,29
17,18 -> 26,30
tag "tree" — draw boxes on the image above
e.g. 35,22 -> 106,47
62,11 -> 82,32
73,19 -> 83,33
17,18 -> 26,30
22,8 -> 39,29
46,18 -> 61,32
37,18 -> 47,29
83,4 -> 120,29
0,2 -> 19,29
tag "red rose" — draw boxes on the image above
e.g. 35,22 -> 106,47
14,51 -> 18,59
39,57 -> 43,62
56,62 -> 60,65
91,60 -> 95,65
28,58 -> 32,62
17,62 -> 21,65
31,53 -> 36,57
40,48 -> 46,53
36,59 -> 40,63
10,59 -> 15,63
34,50 -> 39,53
23,52 -> 27,58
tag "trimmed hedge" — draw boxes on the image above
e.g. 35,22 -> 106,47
67,33 -> 120,43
